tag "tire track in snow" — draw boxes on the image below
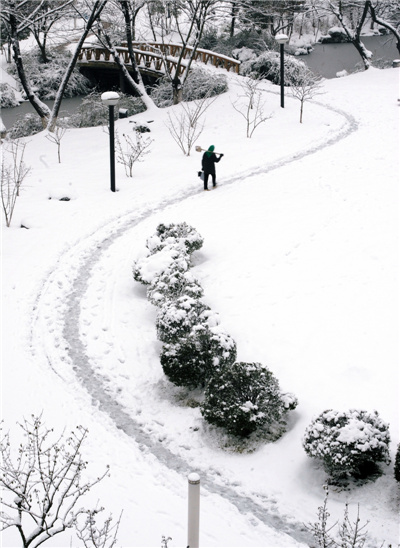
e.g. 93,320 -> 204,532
31,101 -> 358,547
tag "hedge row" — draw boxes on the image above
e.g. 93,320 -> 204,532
133,222 -> 297,438
133,223 -> 395,479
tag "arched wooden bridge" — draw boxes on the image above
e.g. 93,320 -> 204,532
77,41 -> 240,78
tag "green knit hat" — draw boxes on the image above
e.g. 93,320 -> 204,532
206,145 -> 215,157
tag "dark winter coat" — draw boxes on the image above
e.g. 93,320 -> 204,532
202,152 -> 221,175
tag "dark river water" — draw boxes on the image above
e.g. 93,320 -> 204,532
1,96 -> 83,130
1,34 -> 398,129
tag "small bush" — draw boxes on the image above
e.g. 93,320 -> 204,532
147,269 -> 204,306
7,48 -> 92,100
0,83 -> 20,108
147,222 -> 204,255
133,223 -> 202,285
152,67 -> 228,107
70,92 -> 146,128
395,443 -> 400,482
161,325 -> 237,388
201,362 -> 293,437
303,409 -> 391,481
199,29 -> 273,58
8,113 -> 44,138
241,51 -> 307,86
133,245 -> 190,285
156,296 -> 211,343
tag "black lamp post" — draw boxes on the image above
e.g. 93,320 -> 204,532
101,91 -> 120,192
275,33 -> 289,108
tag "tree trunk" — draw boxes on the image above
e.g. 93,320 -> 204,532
230,1 -> 239,38
9,14 -> 51,126
172,79 -> 183,105
97,28 -> 157,111
329,1 -> 371,70
118,0 -> 141,84
367,0 -> 400,55
47,0 -> 109,130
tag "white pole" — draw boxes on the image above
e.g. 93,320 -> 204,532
187,473 -> 200,548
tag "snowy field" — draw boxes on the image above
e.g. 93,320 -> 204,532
1,64 -> 399,547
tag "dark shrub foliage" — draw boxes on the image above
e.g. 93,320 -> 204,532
198,29 -> 274,57
8,113 -> 44,138
151,68 -> 228,107
147,269 -> 204,306
133,247 -> 190,285
7,48 -> 92,100
201,362 -> 291,437
0,83 -> 20,108
156,296 -> 211,343
241,51 -> 307,86
161,325 -> 237,388
148,222 -> 204,255
303,409 -> 391,481
133,223 -> 202,285
395,443 -> 400,482
70,91 -> 146,128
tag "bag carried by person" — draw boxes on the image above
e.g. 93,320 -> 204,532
198,171 -> 204,181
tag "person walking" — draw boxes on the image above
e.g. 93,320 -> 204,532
201,145 -> 223,190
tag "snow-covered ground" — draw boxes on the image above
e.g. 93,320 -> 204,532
1,63 -> 399,547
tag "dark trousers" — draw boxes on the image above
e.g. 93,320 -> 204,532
204,172 -> 216,189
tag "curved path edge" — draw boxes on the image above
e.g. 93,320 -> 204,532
30,100 -> 358,546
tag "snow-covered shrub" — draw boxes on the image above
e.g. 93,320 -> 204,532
70,92 -> 146,128
241,51 -> 308,86
0,83 -> 20,108
152,68 -> 228,108
201,362 -> 294,437
156,296 -> 212,343
8,114 -> 43,138
147,268 -> 204,306
7,48 -> 92,100
303,409 -> 391,481
395,443 -> 400,482
133,245 -> 190,285
281,392 -> 299,411
161,325 -> 237,388
148,222 -> 204,255
320,27 -> 349,44
199,29 -> 274,58
133,223 -> 203,286
183,68 -> 228,101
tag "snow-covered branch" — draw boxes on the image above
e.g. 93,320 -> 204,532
0,416 -> 113,548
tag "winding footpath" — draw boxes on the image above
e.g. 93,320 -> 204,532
30,99 -> 358,546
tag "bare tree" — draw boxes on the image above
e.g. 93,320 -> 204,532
45,126 -> 67,163
116,131 -> 153,176
75,507 -> 123,548
94,22 -> 157,111
47,0 -> 110,130
289,66 -> 323,123
232,78 -> 272,138
366,0 -> 400,54
27,0 -> 75,63
307,485 -> 371,548
0,415 -> 111,547
151,0 -> 220,104
1,139 -> 30,227
165,94 -> 217,155
1,0 -> 109,130
324,1 -> 373,70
